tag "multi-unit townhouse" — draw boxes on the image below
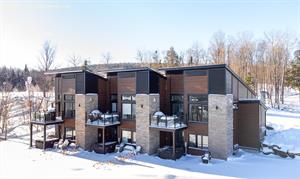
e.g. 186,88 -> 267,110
31,64 -> 266,160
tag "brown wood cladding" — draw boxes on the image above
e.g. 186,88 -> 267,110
233,109 -> 239,145
63,119 -> 75,128
118,76 -> 136,93
108,76 -> 117,94
238,103 -> 260,149
169,74 -> 184,94
98,78 -> 107,112
184,75 -> 208,94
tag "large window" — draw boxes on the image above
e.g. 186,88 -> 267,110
64,94 -> 75,118
188,134 -> 208,149
110,95 -> 117,113
188,95 -> 208,122
121,130 -> 136,144
171,95 -> 184,117
121,94 -> 136,120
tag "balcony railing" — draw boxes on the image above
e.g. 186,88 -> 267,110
150,114 -> 187,129
86,112 -> 120,126
32,111 -> 61,123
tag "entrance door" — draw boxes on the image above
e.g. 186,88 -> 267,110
160,131 -> 173,147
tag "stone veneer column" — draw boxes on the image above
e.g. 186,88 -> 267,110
208,94 -> 233,160
75,94 -> 98,150
136,94 -> 160,154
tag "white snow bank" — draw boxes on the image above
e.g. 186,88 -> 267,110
264,128 -> 300,153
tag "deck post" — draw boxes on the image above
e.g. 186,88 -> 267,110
29,123 -> 33,147
43,125 -> 46,150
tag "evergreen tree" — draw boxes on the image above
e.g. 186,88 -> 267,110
285,50 -> 300,102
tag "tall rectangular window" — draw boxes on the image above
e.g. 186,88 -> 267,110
188,95 -> 208,122
171,95 -> 184,117
64,94 -> 75,118
121,95 -> 136,120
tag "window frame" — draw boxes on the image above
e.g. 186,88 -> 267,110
121,129 -> 136,144
188,133 -> 208,150
188,94 -> 208,123
121,94 -> 136,120
63,94 -> 75,119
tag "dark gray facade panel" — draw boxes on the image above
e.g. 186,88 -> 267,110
136,71 -> 149,94
75,73 -> 85,94
149,71 -> 159,93
85,72 -> 98,93
208,68 -> 226,94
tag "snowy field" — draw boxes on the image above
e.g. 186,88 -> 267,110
0,92 -> 300,179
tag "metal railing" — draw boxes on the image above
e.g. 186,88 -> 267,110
32,111 -> 56,123
86,112 -> 120,126
150,113 -> 186,129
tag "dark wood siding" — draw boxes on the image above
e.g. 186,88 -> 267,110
169,74 -> 184,94
183,70 -> 208,94
98,78 -> 107,112
233,109 -> 239,145
208,68 -> 226,94
108,75 -> 117,94
238,103 -> 260,149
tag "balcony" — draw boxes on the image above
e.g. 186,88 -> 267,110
86,112 -> 120,127
150,112 -> 187,130
31,110 -> 63,125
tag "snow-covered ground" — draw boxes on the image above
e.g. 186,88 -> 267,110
0,92 -> 300,179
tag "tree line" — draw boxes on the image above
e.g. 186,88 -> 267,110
133,31 -> 300,107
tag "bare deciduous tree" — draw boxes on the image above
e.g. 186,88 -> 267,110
37,41 -> 56,109
208,31 -> 226,64
0,82 -> 13,140
102,52 -> 112,65
68,53 -> 82,67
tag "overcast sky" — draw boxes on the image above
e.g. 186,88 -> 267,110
0,0 -> 299,69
